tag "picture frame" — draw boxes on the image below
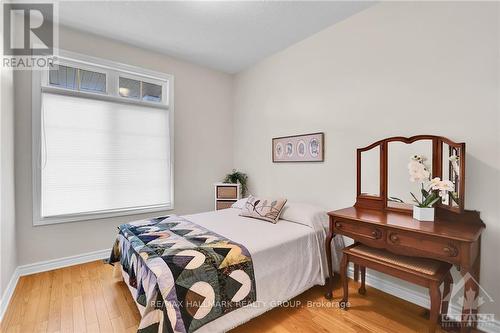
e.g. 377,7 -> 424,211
272,132 -> 324,162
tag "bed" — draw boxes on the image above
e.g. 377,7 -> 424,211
109,202 -> 344,333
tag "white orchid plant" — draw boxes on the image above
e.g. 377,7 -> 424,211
408,155 -> 455,208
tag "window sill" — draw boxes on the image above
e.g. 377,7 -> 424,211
33,204 -> 174,226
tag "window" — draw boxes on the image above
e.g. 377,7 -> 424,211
119,76 -> 162,102
119,77 -> 140,99
142,81 -> 162,102
33,51 -> 173,225
49,65 -> 106,93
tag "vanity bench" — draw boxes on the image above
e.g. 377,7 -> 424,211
340,243 -> 453,333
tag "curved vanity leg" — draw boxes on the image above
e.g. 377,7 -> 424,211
429,281 -> 442,333
340,253 -> 349,310
354,264 -> 359,283
358,266 -> 366,295
325,229 -> 335,300
441,271 -> 453,323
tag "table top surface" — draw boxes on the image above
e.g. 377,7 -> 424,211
329,206 -> 484,242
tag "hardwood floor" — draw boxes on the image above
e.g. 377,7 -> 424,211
1,260 -> 446,333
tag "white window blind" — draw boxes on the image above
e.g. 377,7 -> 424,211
40,92 -> 171,217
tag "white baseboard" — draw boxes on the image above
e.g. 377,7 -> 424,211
0,248 -> 110,322
16,248 -> 111,276
0,268 -> 20,324
347,266 -> 500,333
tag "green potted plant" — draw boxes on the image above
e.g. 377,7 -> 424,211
223,169 -> 248,197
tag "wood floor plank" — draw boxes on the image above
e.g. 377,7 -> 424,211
97,265 -> 121,320
110,316 -> 126,333
0,276 -> 27,330
86,321 -> 100,333
72,293 -> 87,333
80,265 -> 99,326
2,260 -> 451,333
35,320 -> 49,333
3,323 -> 21,333
7,276 -> 33,328
60,267 -> 74,333
47,268 -> 63,333
89,275 -> 114,333
117,282 -> 141,324
109,276 -> 138,329
71,264 -> 87,333
35,272 -> 53,326
19,274 -> 43,333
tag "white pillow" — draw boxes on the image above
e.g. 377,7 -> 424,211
279,202 -> 328,230
231,197 -> 249,209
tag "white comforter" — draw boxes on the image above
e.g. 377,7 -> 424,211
180,208 -> 344,332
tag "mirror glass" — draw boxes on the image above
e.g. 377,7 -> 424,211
441,142 -> 461,207
360,145 -> 380,197
387,140 -> 433,209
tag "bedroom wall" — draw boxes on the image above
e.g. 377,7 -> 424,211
0,62 -> 17,298
14,26 -> 234,265
233,1 -> 499,318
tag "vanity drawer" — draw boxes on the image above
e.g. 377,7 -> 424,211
333,219 -> 384,246
386,230 -> 460,264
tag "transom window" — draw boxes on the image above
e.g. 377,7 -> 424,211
49,65 -> 107,93
119,76 -> 162,102
33,51 -> 174,225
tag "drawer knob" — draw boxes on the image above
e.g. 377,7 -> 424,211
443,245 -> 459,257
335,222 -> 342,228
390,234 -> 399,243
371,230 -> 381,239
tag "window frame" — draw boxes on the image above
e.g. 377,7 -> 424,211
32,50 -> 175,226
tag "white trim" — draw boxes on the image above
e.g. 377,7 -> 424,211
47,51 -> 171,106
0,268 -> 20,323
347,266 -> 500,333
0,248 -> 110,323
31,49 -> 175,226
56,50 -> 172,83
34,204 -> 173,226
41,86 -> 168,110
16,248 -> 111,276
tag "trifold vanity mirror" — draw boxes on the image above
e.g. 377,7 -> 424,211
356,135 -> 465,214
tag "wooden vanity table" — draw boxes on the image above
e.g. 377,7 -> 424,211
325,135 -> 485,332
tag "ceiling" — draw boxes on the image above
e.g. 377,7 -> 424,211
58,1 -> 374,73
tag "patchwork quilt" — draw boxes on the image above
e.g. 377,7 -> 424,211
109,215 -> 256,333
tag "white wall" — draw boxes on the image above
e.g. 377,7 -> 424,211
14,26 -> 234,265
1,63 -> 17,299
1,2 -> 18,298
233,1 -> 499,317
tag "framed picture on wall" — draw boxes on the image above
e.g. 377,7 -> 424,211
272,132 -> 324,162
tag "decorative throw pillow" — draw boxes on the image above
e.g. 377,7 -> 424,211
240,195 -> 287,224
231,197 -> 249,209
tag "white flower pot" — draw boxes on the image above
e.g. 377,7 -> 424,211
413,206 -> 435,222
